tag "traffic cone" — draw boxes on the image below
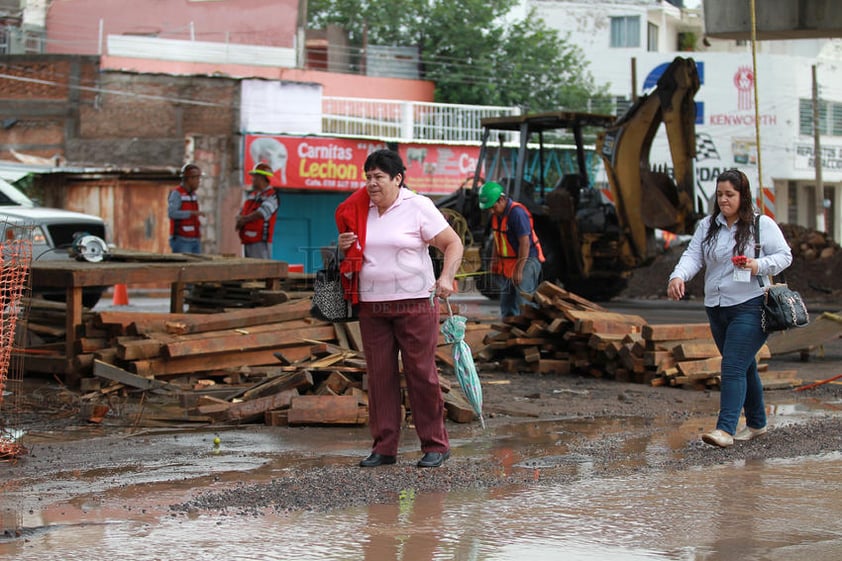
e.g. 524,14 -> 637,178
112,283 -> 129,306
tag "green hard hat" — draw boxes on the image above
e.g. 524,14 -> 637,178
478,181 -> 503,210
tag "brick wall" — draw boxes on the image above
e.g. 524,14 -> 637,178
1,55 -> 243,255
0,55 -> 99,159
1,55 -> 239,167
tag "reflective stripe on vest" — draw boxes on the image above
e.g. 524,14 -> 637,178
238,189 -> 278,244
490,201 -> 545,277
170,186 -> 200,238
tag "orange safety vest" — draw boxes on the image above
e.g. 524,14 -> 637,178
170,186 -> 200,238
490,201 -> 545,278
238,188 -> 279,244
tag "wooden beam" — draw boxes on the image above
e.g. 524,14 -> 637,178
287,395 -> 366,425
93,359 -> 176,391
163,324 -> 336,357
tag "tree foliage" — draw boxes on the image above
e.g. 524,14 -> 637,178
307,0 -> 609,112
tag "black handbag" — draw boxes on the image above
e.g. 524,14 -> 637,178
754,216 -> 809,333
310,246 -> 355,322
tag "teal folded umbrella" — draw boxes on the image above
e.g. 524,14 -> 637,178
440,299 -> 485,428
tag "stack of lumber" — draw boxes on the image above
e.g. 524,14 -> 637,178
476,281 -> 648,378
66,298 -> 482,427
641,323 -> 799,389
477,281 -> 801,390
185,281 -> 290,312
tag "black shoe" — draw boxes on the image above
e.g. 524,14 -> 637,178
417,450 -> 450,468
359,453 -> 396,467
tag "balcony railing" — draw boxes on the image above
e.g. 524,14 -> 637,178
322,97 -> 521,143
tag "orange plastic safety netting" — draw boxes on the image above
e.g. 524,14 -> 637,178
0,228 -> 32,462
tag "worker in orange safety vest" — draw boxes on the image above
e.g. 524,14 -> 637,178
478,181 -> 545,318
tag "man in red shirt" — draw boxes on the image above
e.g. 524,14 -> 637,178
236,163 -> 280,259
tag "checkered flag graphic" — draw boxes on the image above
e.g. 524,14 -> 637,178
696,133 -> 720,161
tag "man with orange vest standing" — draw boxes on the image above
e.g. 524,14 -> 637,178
478,181 -> 545,318
168,163 -> 205,253
236,162 -> 280,259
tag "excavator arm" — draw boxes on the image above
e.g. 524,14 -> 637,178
596,57 -> 701,266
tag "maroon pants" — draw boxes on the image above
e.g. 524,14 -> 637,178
358,298 -> 449,456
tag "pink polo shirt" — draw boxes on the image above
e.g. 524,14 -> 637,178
358,188 -> 448,302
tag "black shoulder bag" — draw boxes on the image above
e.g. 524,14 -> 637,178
310,245 -> 356,322
754,215 -> 809,333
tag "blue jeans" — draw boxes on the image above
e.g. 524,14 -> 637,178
170,236 -> 201,254
499,257 -> 542,318
705,295 -> 768,435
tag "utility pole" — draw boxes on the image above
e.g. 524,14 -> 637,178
812,65 -> 825,232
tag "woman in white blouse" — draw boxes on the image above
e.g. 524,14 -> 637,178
668,169 -> 792,448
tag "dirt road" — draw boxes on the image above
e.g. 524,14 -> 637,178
3,303 -> 841,518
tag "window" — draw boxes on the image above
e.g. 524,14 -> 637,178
647,23 -> 658,52
610,16 -> 640,48
614,96 -> 632,116
787,181 -> 798,225
799,99 -> 842,136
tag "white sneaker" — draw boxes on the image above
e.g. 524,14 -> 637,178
702,429 -> 734,448
734,425 -> 768,441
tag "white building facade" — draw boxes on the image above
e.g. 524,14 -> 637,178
532,0 -> 842,242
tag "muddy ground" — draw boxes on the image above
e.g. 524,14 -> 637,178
4,330 -> 842,519
3,240 -> 842,518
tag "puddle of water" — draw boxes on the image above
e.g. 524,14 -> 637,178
4,406 -> 842,561
3,453 -> 842,561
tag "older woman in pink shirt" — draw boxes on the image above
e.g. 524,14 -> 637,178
336,149 -> 463,468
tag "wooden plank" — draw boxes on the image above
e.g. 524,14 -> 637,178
238,369 -> 314,401
672,342 -> 721,361
537,359 -> 570,375
333,322 -> 351,349
320,371 -> 356,395
131,344 -> 315,377
343,321 -> 364,351
435,346 -> 455,368
676,357 -> 722,376
116,337 -> 166,360
522,346 -> 541,363
443,390 -> 477,423
164,299 -> 314,335
264,409 -> 289,426
96,311 -> 192,333
163,324 -> 336,357
307,352 -> 348,369
506,337 -> 551,347
642,323 -> 713,341
644,350 -> 673,367
286,395 -> 365,425
765,311 -> 842,356
563,310 -> 647,335
225,389 -> 299,423
93,359 -> 174,391
672,373 -> 719,385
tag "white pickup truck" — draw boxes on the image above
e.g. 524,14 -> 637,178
0,177 -> 109,308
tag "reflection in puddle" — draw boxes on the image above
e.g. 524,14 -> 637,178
3,454 -> 842,560
4,413 -> 842,560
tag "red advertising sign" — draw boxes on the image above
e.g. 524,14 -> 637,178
244,135 -> 385,191
398,144 -> 480,194
243,135 -> 480,194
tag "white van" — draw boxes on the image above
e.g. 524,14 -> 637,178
0,177 -> 109,308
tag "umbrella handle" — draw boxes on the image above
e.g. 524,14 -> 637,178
444,298 -> 454,318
